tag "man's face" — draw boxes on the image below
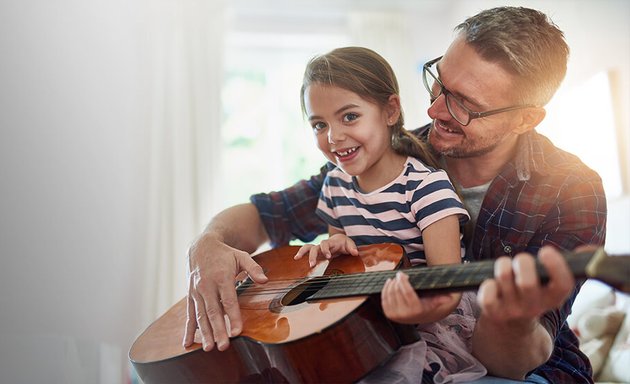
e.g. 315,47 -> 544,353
426,36 -> 524,159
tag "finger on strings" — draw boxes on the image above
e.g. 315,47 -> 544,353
308,246 -> 321,268
345,237 -> 359,256
321,241 -> 332,260
183,294 -> 198,347
219,286 -> 243,337
294,244 -> 312,260
192,293 -> 216,352
494,256 -> 516,301
205,297 -> 229,351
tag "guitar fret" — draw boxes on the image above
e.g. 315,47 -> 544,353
355,274 -> 371,294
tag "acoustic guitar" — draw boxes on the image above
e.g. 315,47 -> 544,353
129,243 -> 629,384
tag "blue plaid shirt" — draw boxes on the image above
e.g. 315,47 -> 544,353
251,124 -> 607,383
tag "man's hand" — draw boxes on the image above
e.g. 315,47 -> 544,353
183,232 -> 268,351
472,246 -> 575,379
478,245 -> 574,324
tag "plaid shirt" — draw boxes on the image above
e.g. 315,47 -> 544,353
251,124 -> 607,383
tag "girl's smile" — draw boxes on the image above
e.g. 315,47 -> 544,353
332,146 -> 360,162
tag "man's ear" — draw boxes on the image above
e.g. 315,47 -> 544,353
386,94 -> 402,125
513,107 -> 546,134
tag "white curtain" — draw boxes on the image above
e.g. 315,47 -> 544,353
141,0 -> 225,323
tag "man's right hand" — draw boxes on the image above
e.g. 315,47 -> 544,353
183,232 -> 268,351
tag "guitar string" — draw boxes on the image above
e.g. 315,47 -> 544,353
239,264 -> 495,288
234,265 -> 495,297
235,264 -> 493,289
232,249 -> 612,298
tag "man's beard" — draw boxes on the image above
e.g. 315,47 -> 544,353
428,123 -> 506,159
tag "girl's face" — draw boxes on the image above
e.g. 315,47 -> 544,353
303,83 -> 401,188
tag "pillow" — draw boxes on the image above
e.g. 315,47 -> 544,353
568,279 -> 615,330
577,307 -> 625,342
580,336 -> 615,375
597,294 -> 630,382
575,307 -> 625,377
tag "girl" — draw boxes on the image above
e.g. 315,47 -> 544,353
294,47 -> 485,383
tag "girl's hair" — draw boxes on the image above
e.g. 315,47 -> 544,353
300,47 -> 438,168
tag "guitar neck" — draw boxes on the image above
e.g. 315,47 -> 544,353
308,247 -> 628,301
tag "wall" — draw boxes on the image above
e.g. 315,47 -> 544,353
0,0 -> 150,382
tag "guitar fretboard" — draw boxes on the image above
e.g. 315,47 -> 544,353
308,249 -> 603,301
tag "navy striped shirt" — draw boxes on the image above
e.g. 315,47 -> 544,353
317,157 -> 469,264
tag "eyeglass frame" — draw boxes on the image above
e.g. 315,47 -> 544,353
422,56 -> 538,126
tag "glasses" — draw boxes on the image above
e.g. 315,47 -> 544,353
422,56 -> 537,126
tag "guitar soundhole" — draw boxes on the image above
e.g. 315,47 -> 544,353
280,277 -> 331,307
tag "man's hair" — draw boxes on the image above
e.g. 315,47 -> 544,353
456,6 -> 569,106
301,46 -> 437,168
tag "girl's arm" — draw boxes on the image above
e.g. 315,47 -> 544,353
381,215 -> 463,324
422,215 -> 463,267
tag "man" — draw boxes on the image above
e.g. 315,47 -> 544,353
184,6 -> 606,383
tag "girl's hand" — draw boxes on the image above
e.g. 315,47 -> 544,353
381,271 -> 457,324
294,234 -> 358,267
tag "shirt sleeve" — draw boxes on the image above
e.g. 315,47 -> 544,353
250,163 -> 331,247
411,169 -> 469,231
315,175 -> 343,231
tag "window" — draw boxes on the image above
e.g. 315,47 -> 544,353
538,71 -> 623,197
218,25 -> 350,209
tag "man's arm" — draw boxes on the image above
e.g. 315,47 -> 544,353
471,150 -> 607,379
184,203 -> 270,351
472,246 -> 576,379
200,203 -> 270,253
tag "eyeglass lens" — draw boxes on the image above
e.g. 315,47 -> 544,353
423,65 -> 470,125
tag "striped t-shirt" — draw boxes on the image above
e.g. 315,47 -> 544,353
316,157 -> 469,264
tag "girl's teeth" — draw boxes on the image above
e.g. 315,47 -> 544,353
336,147 -> 357,156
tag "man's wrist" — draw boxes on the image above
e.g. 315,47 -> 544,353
188,230 -> 226,265
200,229 -> 226,245
477,314 -> 539,338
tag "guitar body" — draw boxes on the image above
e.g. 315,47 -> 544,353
129,243 -> 413,383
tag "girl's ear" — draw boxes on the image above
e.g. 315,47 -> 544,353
386,94 -> 402,125
513,106 -> 546,134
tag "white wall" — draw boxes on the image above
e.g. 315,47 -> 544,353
0,1 -> 627,383
0,0 -> 150,382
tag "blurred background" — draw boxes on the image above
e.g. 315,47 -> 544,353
0,0 -> 628,382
